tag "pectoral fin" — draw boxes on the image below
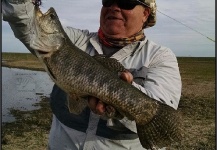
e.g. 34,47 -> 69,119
67,93 -> 88,114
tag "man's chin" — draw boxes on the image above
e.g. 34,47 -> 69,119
102,29 -> 126,39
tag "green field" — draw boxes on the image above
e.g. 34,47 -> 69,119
2,52 -> 43,71
2,53 -> 215,149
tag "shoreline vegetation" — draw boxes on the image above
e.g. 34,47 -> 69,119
2,52 -> 215,149
2,52 -> 45,71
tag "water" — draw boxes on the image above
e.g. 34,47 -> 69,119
2,67 -> 54,123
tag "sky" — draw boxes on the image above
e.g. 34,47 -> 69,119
2,0 -> 215,57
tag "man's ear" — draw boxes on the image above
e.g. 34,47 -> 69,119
142,7 -> 151,23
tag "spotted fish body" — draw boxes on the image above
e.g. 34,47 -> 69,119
31,6 -> 182,149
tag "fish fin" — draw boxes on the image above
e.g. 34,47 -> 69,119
104,105 -> 124,120
92,55 -> 125,73
136,104 -> 183,149
67,94 -> 88,114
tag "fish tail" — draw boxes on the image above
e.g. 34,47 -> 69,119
136,104 -> 183,149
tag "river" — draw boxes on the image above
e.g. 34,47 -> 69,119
2,67 -> 54,123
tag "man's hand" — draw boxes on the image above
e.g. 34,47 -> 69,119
88,70 -> 133,116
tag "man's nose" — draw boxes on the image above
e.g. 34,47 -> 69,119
109,2 -> 121,11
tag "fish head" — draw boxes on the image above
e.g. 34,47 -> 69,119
31,6 -> 65,58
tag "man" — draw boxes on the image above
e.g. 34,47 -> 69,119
3,0 -> 182,149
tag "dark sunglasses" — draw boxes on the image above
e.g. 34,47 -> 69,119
102,0 -> 150,10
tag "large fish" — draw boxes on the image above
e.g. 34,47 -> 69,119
31,6 -> 182,149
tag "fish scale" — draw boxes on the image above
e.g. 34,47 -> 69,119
31,6 -> 183,149
47,47 -> 156,122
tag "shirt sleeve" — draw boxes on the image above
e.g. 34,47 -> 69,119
63,27 -> 96,52
132,48 -> 182,109
2,0 -> 36,54
118,47 -> 181,132
2,0 -> 94,54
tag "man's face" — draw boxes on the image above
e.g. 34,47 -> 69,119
100,3 -> 150,38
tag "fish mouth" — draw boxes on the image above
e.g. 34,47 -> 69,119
34,6 -> 59,34
32,6 -> 63,57
35,6 -> 56,18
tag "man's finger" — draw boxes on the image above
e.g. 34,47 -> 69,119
119,70 -> 133,83
88,96 -> 98,113
96,100 -> 106,115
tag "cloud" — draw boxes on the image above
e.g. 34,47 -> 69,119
2,0 -> 215,56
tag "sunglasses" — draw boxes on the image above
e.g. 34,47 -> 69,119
102,0 -> 150,10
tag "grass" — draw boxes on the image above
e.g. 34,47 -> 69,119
2,97 -> 52,150
2,53 -> 216,150
2,52 -> 44,71
171,57 -> 215,150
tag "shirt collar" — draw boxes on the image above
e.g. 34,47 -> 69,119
89,35 -> 148,61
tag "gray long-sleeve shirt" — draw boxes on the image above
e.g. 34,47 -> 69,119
3,1 -> 182,149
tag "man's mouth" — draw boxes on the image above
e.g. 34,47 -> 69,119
108,16 -> 117,19
107,16 -> 123,21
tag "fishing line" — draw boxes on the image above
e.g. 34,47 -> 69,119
34,1 -> 215,43
157,10 -> 215,43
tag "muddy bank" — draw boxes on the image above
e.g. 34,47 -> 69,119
2,97 -> 52,150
